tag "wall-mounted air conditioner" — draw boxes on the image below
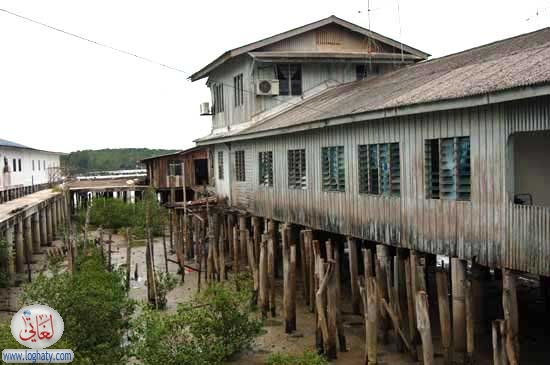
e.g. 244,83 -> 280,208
256,80 -> 279,96
200,102 -> 212,116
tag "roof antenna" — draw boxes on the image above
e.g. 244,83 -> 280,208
396,0 -> 405,63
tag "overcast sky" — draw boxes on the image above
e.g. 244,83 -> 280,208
0,0 -> 548,153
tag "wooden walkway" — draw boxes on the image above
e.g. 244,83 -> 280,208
0,189 -> 60,229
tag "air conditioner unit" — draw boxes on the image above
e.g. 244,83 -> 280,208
256,80 -> 279,96
200,102 -> 212,116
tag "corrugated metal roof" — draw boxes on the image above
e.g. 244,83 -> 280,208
0,138 -> 30,149
197,27 -> 550,143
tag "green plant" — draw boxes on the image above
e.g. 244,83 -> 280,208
266,351 -> 329,365
46,254 -> 65,275
154,271 -> 178,310
131,280 -> 262,365
21,248 -> 134,364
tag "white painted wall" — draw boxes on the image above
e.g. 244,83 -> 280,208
0,147 -> 61,189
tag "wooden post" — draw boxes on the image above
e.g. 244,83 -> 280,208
492,319 -> 508,365
219,220 -> 226,281
300,230 -> 308,303
126,228 -> 132,290
451,258 -> 467,355
436,269 -> 452,363
252,216 -> 261,267
502,269 -> 519,365
162,225 -> 169,273
363,248 -> 373,278
246,230 -> 259,304
259,233 -> 269,318
239,215 -> 247,268
348,237 -> 361,314
169,210 -> 174,251
416,291 -> 434,365
282,225 -> 296,333
395,250 -> 409,349
366,276 -> 378,364
375,245 -> 390,343
108,233 -> 112,272
316,260 -> 335,358
325,240 -> 338,359
465,279 -> 475,364
232,224 -> 239,273
290,241 -> 297,331
305,230 -> 315,313
268,220 -> 276,317
404,256 -> 416,345
333,241 -> 346,352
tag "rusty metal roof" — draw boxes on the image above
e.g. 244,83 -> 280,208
197,27 -> 550,144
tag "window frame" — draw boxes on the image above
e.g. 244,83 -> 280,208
233,74 -> 244,107
321,146 -> 345,192
358,142 -> 401,197
276,64 -> 302,96
217,151 -> 224,180
258,151 -> 274,187
287,149 -> 307,190
425,136 -> 471,201
167,160 -> 182,177
213,83 -> 224,114
235,150 -> 246,182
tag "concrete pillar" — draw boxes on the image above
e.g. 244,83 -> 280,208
15,219 -> 24,273
5,226 -> 15,282
52,200 -> 58,239
40,209 -> 48,247
24,217 -> 33,265
46,204 -> 53,245
32,213 -> 41,253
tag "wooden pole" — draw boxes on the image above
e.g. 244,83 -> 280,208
305,230 -> 315,313
239,215 -> 247,269
502,269 -> 519,365
404,256 -> 416,346
436,269 -> 452,363
162,225 -> 169,273
290,241 -> 297,331
126,228 -> 132,291
268,220 -> 276,317
348,237 -> 361,314
232,224 -> 239,273
492,319 -> 508,365
259,233 -> 269,318
300,230 -> 308,303
219,220 -> 226,281
366,276 -> 378,364
375,245 -> 390,344
282,225 -> 295,333
325,240 -> 338,359
316,260 -> 335,358
451,258 -> 467,355
333,241 -> 346,352
246,230 -> 259,304
169,209 -> 174,251
465,279 -> 475,364
416,290 -> 434,365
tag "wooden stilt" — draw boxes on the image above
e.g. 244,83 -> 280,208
333,241 -> 346,352
282,225 -> 296,333
259,233 -> 269,318
416,291 -> 434,365
232,224 -> 239,273
465,280 -> 475,364
492,319 -> 508,365
239,216 -> 248,269
162,226 -> 169,273
304,230 -> 315,313
246,230 -> 259,305
300,230 -> 308,303
375,245 -> 390,344
348,237 -> 361,314
126,228 -> 132,290
268,220 -> 277,317
404,256 -> 416,347
451,258 -> 467,356
219,221 -> 226,281
316,260 -> 335,358
395,251 -> 409,351
366,276 -> 378,364
502,269 -> 519,365
436,269 -> 452,363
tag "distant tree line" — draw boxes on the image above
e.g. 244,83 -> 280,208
61,148 -> 178,174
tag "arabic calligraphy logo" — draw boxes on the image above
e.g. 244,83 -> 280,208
10,305 -> 64,349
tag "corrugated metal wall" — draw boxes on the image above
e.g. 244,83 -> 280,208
214,95 -> 550,276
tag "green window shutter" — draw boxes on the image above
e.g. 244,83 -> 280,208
390,143 -> 401,196
456,137 -> 471,200
358,145 -> 369,194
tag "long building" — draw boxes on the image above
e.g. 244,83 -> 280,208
190,16 -> 550,278
0,138 -> 62,203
